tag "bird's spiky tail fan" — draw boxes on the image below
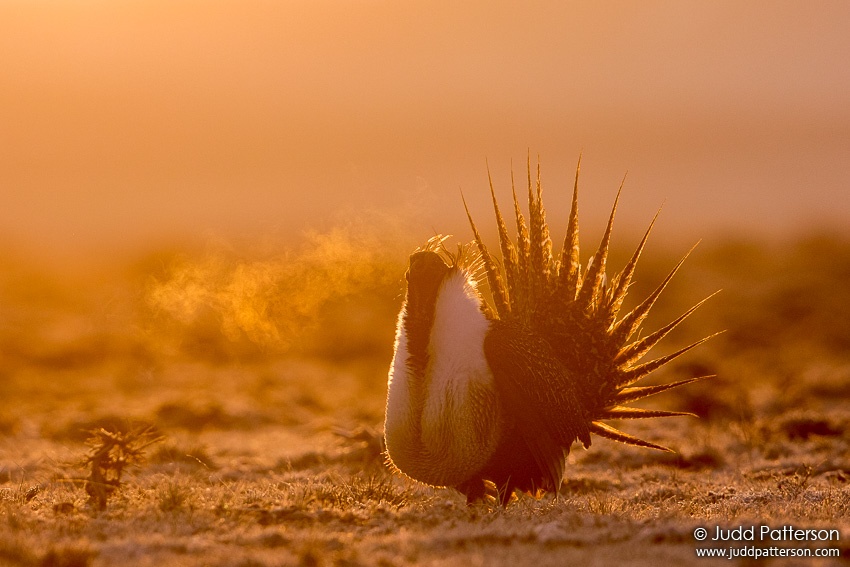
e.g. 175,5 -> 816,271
464,156 -> 718,452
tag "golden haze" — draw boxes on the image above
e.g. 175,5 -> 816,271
1,1 -> 849,265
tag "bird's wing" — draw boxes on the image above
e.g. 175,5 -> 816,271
483,320 -> 591,486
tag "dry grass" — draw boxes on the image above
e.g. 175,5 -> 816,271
1,233 -> 850,566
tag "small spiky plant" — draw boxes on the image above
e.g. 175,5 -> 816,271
384,156 -> 717,505
82,425 -> 162,510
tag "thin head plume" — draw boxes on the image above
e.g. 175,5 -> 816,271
420,233 -> 452,251
453,241 -> 487,280
558,153 -> 582,299
576,173 -> 625,312
461,189 -> 511,318
421,233 -> 487,275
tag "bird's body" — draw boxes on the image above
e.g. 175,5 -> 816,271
385,262 -> 502,488
384,159 -> 715,505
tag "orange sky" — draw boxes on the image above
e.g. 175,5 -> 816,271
2,1 -> 849,262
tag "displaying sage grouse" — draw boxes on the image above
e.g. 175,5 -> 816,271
384,158 -> 716,505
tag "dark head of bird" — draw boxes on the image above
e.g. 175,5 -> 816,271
404,250 -> 452,324
401,250 -> 453,378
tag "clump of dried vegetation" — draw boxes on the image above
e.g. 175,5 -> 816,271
1,233 -> 849,566
81,425 -> 163,511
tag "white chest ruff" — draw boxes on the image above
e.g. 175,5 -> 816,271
384,270 -> 502,486
421,272 -> 493,437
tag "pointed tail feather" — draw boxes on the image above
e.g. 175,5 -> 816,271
511,169 -> 531,315
557,155 -> 582,300
528,156 -> 553,310
615,291 -> 720,366
462,159 -> 713,461
612,376 -> 712,405
602,208 -> 661,329
611,242 -> 700,345
589,422 -> 673,452
616,332 -> 723,389
488,166 -> 519,310
598,407 -> 696,420
576,176 -> 624,312
462,192 -> 512,318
